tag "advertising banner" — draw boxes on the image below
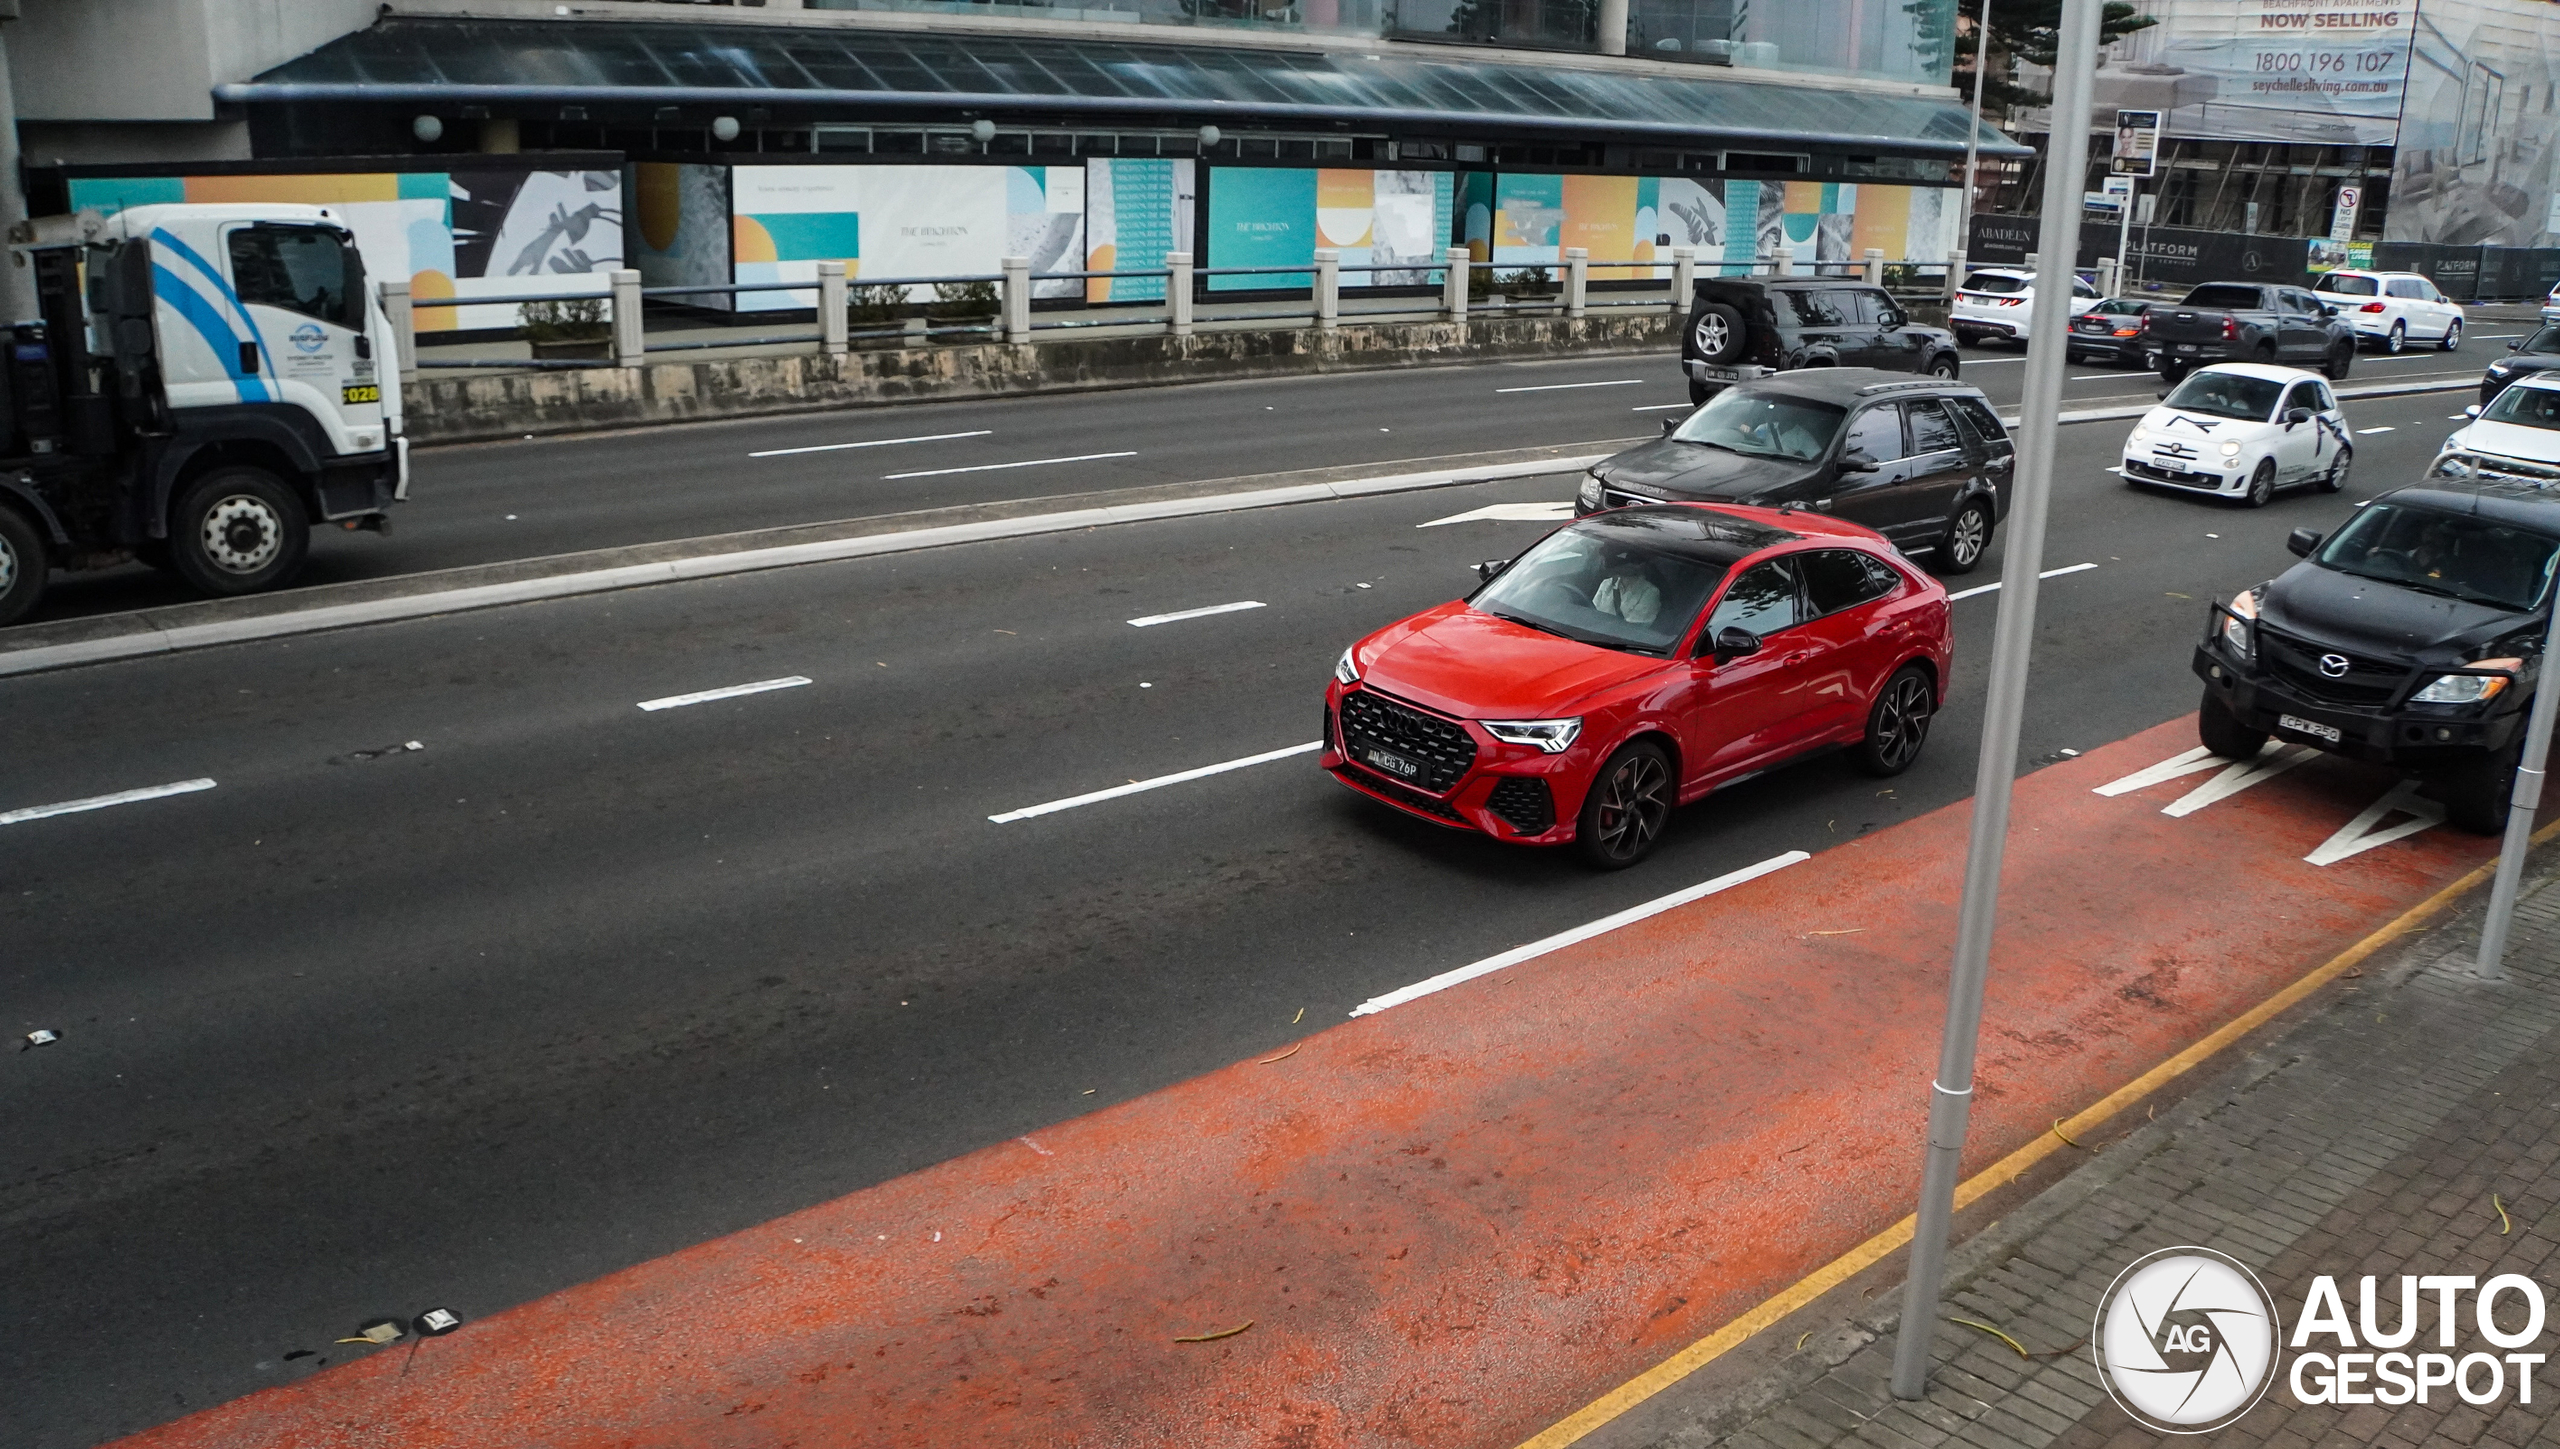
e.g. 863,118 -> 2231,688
69,164 -> 624,331
1465,174 -> 1956,277
2384,0 -> 2560,247
630,162 -> 732,311
1968,213 -> 2312,288
1085,159 -> 1196,303
2081,0 -> 2416,146
726,164 -> 1088,312
1203,168 -> 1453,291
2112,110 -> 2162,176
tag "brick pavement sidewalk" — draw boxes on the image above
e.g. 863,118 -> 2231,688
1589,846 -> 2560,1449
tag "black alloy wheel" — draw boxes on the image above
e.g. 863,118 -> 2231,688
2252,341 -> 2278,365
2244,458 -> 2277,509
1855,666 -> 1936,777
2318,446 -> 2352,494
1935,499 -> 1994,575
2385,320 -> 2406,354
0,504 -> 44,627
1574,740 -> 1675,870
2198,690 -> 2268,761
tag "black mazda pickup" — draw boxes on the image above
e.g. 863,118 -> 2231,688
2192,482 -> 2560,831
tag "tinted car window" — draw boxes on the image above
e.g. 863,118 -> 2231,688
1963,272 -> 2028,294
1786,290 -> 1849,327
1800,550 -> 1891,616
2182,284 -> 2264,309
1842,404 -> 1904,463
1706,559 -> 1801,639
1945,395 -> 2008,448
2519,327 -> 2560,355
1672,388 -> 1845,462
1849,290 -> 1895,324
2386,278 -> 2425,299
2481,385 -> 2560,431
1860,553 -> 1907,595
227,224 -> 361,329
1473,522 -> 1732,656
2318,274 -> 2379,295
1907,399 -> 1963,453
2315,503 -> 2559,611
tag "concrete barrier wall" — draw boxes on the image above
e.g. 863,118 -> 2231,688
404,313 -> 1682,445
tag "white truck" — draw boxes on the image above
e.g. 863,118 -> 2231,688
0,203 -> 404,626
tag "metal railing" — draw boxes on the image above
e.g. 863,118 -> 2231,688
379,244 -> 1957,379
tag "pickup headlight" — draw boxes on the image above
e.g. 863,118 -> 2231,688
2412,659 -> 2519,705
1577,470 -> 1605,509
1334,646 -> 1360,686
1482,717 -> 1582,753
2219,587 -> 2261,660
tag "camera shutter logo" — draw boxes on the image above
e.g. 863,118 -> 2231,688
2093,1247 -> 2282,1433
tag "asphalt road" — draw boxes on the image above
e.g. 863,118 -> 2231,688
0,356 -> 2494,1444
21,327 -> 2509,624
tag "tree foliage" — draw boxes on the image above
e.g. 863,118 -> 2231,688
1954,1 -> 2158,117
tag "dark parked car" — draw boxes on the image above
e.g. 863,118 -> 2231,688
2067,298 -> 2161,368
2143,281 -> 2357,383
2194,481 -> 2560,832
1580,368 -> 2011,574
2482,325 -> 2560,408
1681,276 -> 1961,406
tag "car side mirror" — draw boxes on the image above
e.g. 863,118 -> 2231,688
1474,558 -> 1510,583
1661,416 -> 1679,436
2285,406 -> 2314,428
1879,310 -> 1904,328
1839,448 -> 1880,474
2287,528 -> 2323,558
1712,626 -> 1762,661
2320,304 -> 2337,318
2511,340 -> 2522,352
2465,405 -> 2483,418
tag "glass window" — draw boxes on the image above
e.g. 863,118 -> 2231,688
1470,520 -> 1732,656
1671,388 -> 1845,462
2518,326 -> 2560,356
1906,398 -> 1963,453
2385,278 -> 2423,299
227,224 -> 361,329
1706,559 -> 1801,639
2182,283 -> 2265,310
1963,272 -> 2028,294
2481,384 -> 2560,431
1841,404 -> 1904,463
1800,549 -> 1891,616
1785,290 -> 1849,326
2163,369 -> 2286,421
1849,289 -> 1895,324
2314,503 -> 2559,610
1945,394 -> 2008,448
2318,273 -> 2379,295
1861,552 -> 1908,595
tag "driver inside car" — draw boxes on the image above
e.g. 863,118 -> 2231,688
1592,557 -> 1664,626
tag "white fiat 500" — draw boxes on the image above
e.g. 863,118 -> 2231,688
2119,362 -> 2353,507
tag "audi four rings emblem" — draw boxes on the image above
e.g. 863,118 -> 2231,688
2319,654 -> 2351,678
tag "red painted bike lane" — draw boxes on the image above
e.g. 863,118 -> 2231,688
122,717 -> 2516,1448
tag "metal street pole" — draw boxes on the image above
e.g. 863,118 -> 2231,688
0,8 -> 31,328
2473,597 -> 2560,982
1955,0 -> 1994,254
1888,0 -> 2104,1403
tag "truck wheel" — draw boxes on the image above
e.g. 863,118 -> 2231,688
2198,690 -> 2267,761
2322,342 -> 2354,380
2433,737 -> 2522,835
2159,361 -> 2191,385
0,504 -> 47,628
1690,302 -> 1749,364
2385,320 -> 2405,354
2252,341 -> 2277,365
169,467 -> 309,597
2440,317 -> 2462,352
2244,458 -> 2277,508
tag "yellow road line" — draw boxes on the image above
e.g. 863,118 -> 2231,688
1516,820 -> 2555,1449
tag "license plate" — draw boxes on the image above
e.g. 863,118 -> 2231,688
1696,364 -> 1764,382
341,383 -> 381,404
2278,714 -> 2341,745
1362,745 -> 1422,780
2174,343 -> 2199,353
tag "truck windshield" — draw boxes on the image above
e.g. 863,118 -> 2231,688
2181,284 -> 2263,309
2481,386 -> 2560,431
1670,389 -> 1844,461
229,225 -> 360,330
2163,370 -> 2285,421
1473,522 -> 1730,656
2314,504 -> 2560,611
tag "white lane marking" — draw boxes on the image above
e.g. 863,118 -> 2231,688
1494,378 -> 1644,394
2161,743 -> 2318,817
749,429 -> 991,458
1945,561 -> 2098,603
2306,779 -> 2445,867
1419,500 -> 1580,527
2367,354 -> 2454,363
2356,426 -> 2397,434
884,450 -> 1136,480
1631,402 -> 1693,411
2094,744 -> 2226,797
1961,356 -> 2030,365
1,777 -> 216,826
637,676 -> 813,712
989,740 -> 1322,823
1129,600 -> 1266,627
2071,373 -> 2130,380
1347,851 -> 1811,1017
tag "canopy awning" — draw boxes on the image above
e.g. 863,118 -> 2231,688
220,18 -> 2030,159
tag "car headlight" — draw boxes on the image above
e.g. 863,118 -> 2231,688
1481,717 -> 1582,753
2128,425 -> 2149,445
1334,646 -> 1360,686
2412,660 -> 2519,704
2219,587 -> 2260,659
1577,470 -> 1605,508
2488,362 -> 2514,377
2219,439 -> 2244,458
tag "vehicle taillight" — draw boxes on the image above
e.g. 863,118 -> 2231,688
2360,302 -> 2386,312
2222,316 -> 2238,340
2138,313 -> 2153,333
2113,327 -> 2138,337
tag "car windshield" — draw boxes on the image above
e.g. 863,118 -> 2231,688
1964,272 -> 2029,294
2314,503 -> 2560,610
1670,389 -> 1844,461
2163,370 -> 2285,421
2518,326 -> 2560,356
2088,299 -> 2143,315
2317,274 -> 2379,296
2181,284 -> 2264,309
2481,385 -> 2560,431
1473,522 -> 1731,655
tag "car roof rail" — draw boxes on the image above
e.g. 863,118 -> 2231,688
1853,378 -> 1958,396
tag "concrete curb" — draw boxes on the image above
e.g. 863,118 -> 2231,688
0,445 -> 1616,679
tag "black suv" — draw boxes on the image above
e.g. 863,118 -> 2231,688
1682,277 -> 1962,406
2194,481 -> 2560,831
1578,368 -> 2012,574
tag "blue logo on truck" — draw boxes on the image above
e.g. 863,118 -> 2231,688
290,322 -> 326,353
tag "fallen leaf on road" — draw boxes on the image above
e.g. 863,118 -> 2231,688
2051,1119 -> 2086,1149
1175,1321 -> 1255,1343
1259,1044 -> 1301,1064
2496,1194 -> 2511,1235
1948,1316 -> 2029,1358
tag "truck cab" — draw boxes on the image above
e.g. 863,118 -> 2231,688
0,202 -> 405,626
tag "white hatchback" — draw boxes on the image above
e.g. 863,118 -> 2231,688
2311,269 -> 2465,353
1951,267 -> 2100,347
2119,362 -> 2353,507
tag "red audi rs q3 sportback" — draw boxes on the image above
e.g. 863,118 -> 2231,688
1323,502 -> 1954,868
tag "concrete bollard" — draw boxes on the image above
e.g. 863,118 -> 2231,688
1166,251 -> 1194,337
1864,248 -> 1885,286
1669,246 -> 1695,314
1001,256 -> 1031,344
610,268 -> 644,368
1564,247 -> 1588,318
1313,247 -> 1340,330
377,279 -> 416,383
1444,246 -> 1470,322
816,260 -> 848,355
